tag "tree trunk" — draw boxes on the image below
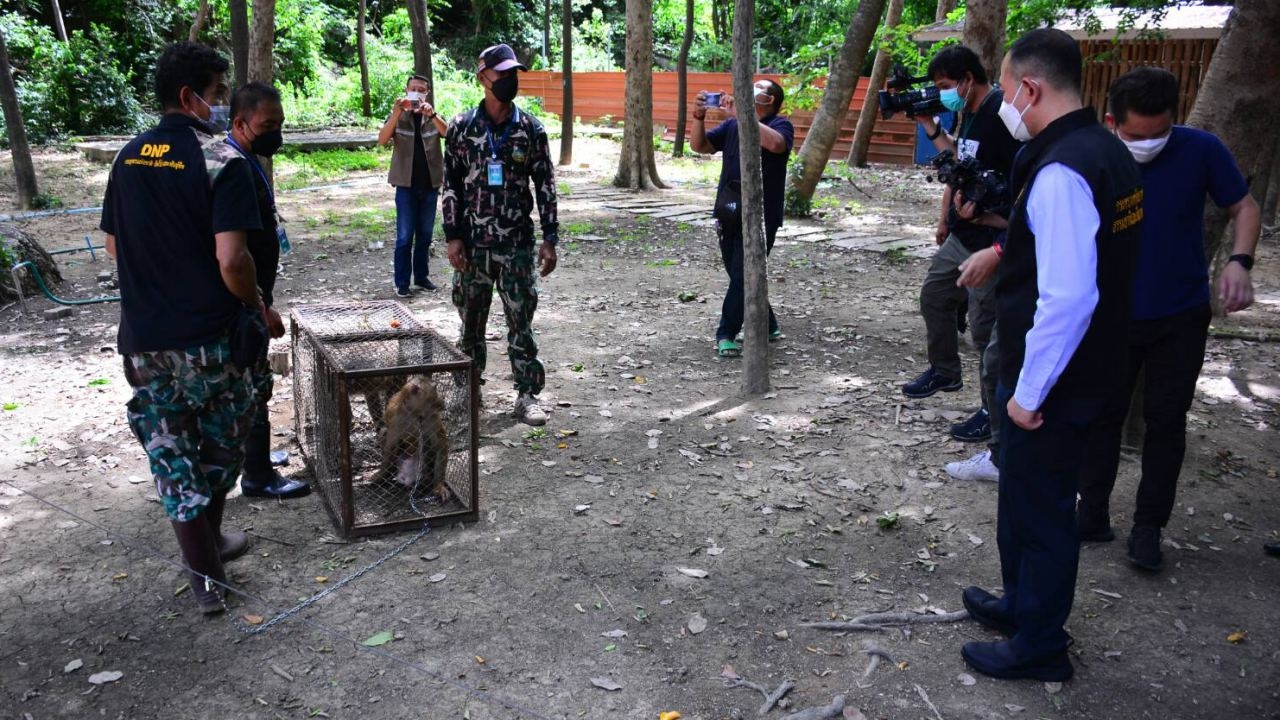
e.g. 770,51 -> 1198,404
49,0 -> 67,42
230,0 -> 249,89
785,0 -> 886,215
0,30 -> 39,211
733,0 -> 768,395
612,0 -> 665,190
248,0 -> 275,84
673,0 -> 694,157
1186,0 -> 1280,277
358,0 -> 371,117
188,0 -> 211,42
406,0 -> 435,102
542,0 -> 551,66
0,224 -> 62,302
964,0 -> 1007,85
848,0 -> 904,167
558,0 -> 573,166
935,0 -> 957,23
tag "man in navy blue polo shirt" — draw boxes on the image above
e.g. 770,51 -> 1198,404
1077,67 -> 1260,571
102,42 -> 265,615
689,80 -> 794,358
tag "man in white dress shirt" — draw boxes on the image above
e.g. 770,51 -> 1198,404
958,28 -> 1143,682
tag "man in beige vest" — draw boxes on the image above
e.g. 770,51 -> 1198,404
378,74 -> 447,295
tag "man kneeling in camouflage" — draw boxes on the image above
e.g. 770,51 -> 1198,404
101,42 -> 267,614
442,43 -> 559,425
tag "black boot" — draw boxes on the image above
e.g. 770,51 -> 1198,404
206,492 -> 250,563
170,515 -> 228,615
240,419 -> 311,500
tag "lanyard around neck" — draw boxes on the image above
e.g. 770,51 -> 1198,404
225,136 -> 274,206
481,106 -> 519,159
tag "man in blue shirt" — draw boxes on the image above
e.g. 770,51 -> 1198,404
689,80 -> 794,358
1077,67 -> 1260,571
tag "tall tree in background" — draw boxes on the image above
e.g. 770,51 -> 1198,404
935,0 -> 957,23
357,0 -> 371,116
407,0 -> 435,103
230,0 -> 249,88
964,0 -> 1007,83
49,0 -> 67,42
188,0 -> 211,42
732,0 -> 767,394
558,0 -> 573,166
613,0 -> 664,190
672,0 -> 694,157
542,0 -> 551,66
248,0 -> 275,83
785,0 -> 886,214
848,0 -> 904,167
0,29 -> 39,209
1187,0 -> 1280,262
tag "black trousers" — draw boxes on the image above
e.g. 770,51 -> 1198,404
994,385 -> 1092,659
715,220 -> 779,341
1078,303 -> 1211,529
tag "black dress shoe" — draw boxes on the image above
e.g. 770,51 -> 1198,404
1127,525 -> 1163,571
1077,513 -> 1116,543
241,470 -> 312,500
962,640 -> 1073,682
1264,541 -> 1280,558
963,586 -> 1017,636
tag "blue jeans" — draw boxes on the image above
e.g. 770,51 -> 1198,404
394,186 -> 438,290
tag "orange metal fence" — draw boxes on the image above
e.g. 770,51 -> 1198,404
521,71 -> 919,166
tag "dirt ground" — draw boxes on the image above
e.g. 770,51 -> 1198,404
1,137 -> 1278,720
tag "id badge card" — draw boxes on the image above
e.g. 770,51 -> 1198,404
274,210 -> 292,255
486,161 -> 504,187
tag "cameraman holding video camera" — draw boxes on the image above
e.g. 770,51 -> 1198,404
901,45 -> 1021,484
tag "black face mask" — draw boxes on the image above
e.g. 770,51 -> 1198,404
491,74 -> 519,103
250,129 -> 284,158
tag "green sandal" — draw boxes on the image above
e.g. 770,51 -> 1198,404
715,339 -> 742,358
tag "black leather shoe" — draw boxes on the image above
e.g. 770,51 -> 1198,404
902,367 -> 963,399
241,470 -> 312,500
963,586 -> 1017,636
1077,512 -> 1116,543
950,407 -> 992,442
1127,525 -> 1163,571
961,640 -> 1073,682
1265,542 -> 1280,557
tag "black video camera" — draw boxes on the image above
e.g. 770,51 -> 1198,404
877,65 -> 946,120
929,150 -> 1009,216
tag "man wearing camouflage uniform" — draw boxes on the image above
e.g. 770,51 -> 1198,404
443,43 -> 559,426
101,42 -> 265,614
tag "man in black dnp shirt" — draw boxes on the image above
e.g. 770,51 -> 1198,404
101,42 -> 266,615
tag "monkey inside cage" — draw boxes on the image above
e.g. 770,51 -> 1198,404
291,301 -> 478,537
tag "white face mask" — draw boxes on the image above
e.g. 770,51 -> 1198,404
998,81 -> 1033,142
753,81 -> 774,107
1122,135 -> 1169,164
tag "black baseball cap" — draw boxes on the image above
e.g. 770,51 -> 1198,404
478,43 -> 528,73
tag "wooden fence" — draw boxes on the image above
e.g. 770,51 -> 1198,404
1079,38 -> 1217,122
521,71 -> 919,166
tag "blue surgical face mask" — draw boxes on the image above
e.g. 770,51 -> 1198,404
194,92 -> 231,132
940,82 -> 967,113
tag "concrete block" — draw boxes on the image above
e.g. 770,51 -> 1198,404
96,272 -> 114,283
44,307 -> 73,321
269,349 -> 291,376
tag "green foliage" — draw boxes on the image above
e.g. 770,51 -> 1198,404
275,146 -> 390,191
0,13 -> 149,143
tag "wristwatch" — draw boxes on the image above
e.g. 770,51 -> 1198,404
1228,254 -> 1254,271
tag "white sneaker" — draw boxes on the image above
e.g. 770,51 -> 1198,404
514,392 -> 548,426
946,450 -> 999,482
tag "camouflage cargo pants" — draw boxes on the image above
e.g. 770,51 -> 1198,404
451,243 -> 545,395
123,337 -> 257,522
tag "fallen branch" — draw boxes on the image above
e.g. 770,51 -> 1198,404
845,176 -> 873,198
780,694 -> 845,720
720,665 -> 796,715
802,609 -> 968,632
914,683 -> 944,720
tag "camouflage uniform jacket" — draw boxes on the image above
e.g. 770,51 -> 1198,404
441,103 -> 559,248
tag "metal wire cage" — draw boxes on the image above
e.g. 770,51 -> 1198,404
291,301 -> 479,537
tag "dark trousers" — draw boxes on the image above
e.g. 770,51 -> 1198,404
995,385 -> 1090,659
394,186 -> 438,290
716,221 -> 779,341
1078,303 -> 1211,528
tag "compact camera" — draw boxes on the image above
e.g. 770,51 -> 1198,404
877,66 -> 946,120
703,92 -> 723,108
929,150 -> 1009,216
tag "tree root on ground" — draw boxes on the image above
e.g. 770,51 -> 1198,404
857,641 -> 897,687
779,694 -> 845,720
801,609 -> 969,632
720,664 -> 796,715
